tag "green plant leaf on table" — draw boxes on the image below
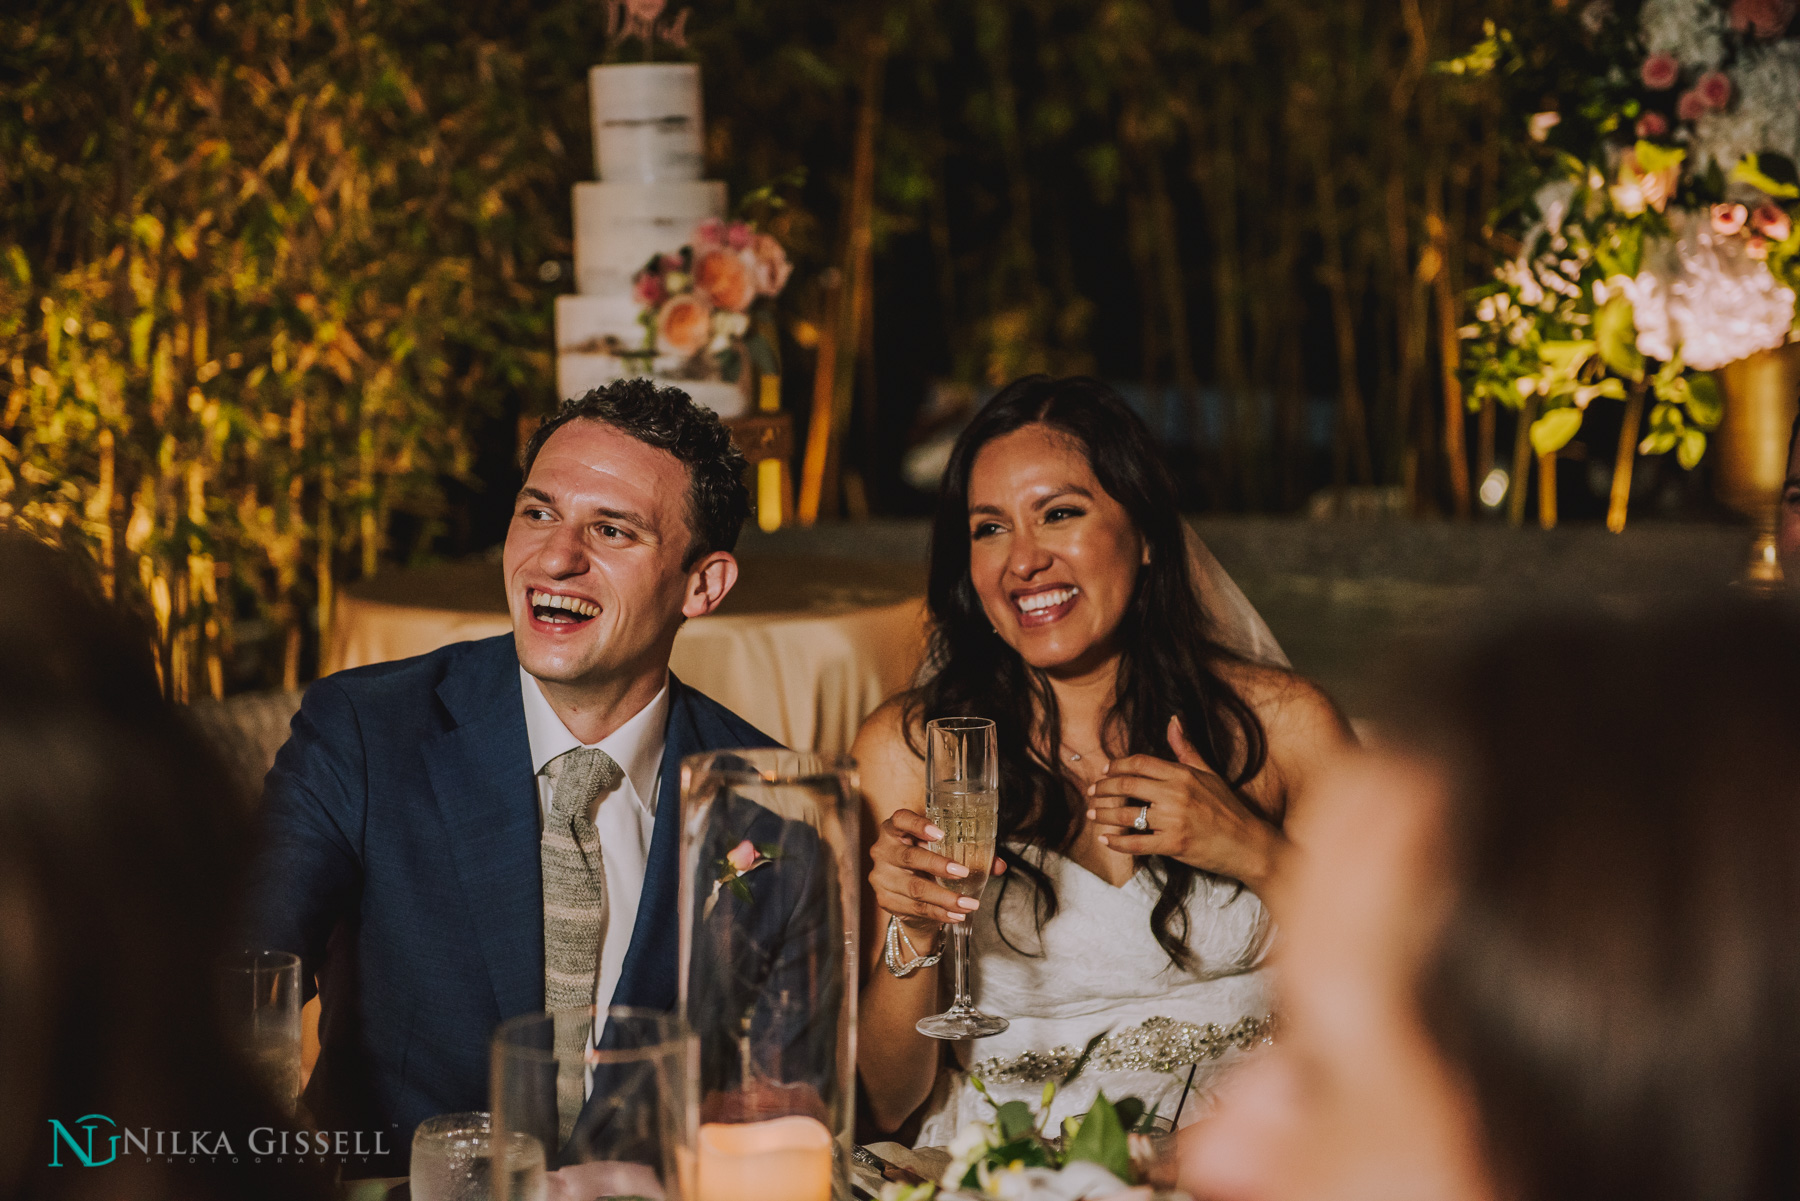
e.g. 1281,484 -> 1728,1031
1530,406 -> 1585,456
1063,1092 -> 1133,1184
992,1100 -> 1037,1142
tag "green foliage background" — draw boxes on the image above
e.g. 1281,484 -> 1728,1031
2,0 -> 1496,695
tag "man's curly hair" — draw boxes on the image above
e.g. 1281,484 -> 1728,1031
519,378 -> 751,566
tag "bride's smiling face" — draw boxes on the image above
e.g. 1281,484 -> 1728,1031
965,423 -> 1147,675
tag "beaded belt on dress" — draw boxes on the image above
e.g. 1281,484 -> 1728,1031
969,1014 -> 1276,1084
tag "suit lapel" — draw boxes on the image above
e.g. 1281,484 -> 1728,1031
424,637 -> 544,1020
611,675 -> 702,1011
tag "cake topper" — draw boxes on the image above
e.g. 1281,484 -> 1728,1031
604,0 -> 689,58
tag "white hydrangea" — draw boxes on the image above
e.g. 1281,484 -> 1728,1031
1639,0 -> 1728,69
1623,210 -> 1796,370
1685,41 -> 1800,174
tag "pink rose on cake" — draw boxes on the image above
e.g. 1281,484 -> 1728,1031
751,234 -> 792,296
657,293 -> 713,356
694,246 -> 757,313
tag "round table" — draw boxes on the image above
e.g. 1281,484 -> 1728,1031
323,554 -> 928,755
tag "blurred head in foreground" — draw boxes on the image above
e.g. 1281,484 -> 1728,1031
0,532 -> 321,1199
1183,598 -> 1800,1201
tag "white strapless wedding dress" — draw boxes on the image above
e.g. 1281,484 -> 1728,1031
914,845 -> 1275,1146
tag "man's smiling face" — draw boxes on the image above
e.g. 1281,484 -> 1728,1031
503,418 -> 703,691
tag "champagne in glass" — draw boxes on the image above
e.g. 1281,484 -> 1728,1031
926,786 -> 999,899
916,718 -> 1009,1040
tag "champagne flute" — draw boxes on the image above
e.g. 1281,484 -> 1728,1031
916,717 -> 1009,1039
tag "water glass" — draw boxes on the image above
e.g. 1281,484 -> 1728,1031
217,949 -> 302,1112
491,1008 -> 688,1200
411,1112 -> 546,1201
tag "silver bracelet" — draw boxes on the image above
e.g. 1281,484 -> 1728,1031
883,914 -> 945,977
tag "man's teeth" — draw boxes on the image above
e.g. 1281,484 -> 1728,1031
531,590 -> 600,620
1017,587 -> 1078,613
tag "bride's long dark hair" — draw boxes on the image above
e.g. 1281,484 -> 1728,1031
903,375 -> 1270,970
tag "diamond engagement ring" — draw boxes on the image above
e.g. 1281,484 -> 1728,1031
1132,804 -> 1151,832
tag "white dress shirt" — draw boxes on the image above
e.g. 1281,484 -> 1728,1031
519,667 -> 668,1015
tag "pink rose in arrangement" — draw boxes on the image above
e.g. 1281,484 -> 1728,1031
1635,112 -> 1669,139
1641,52 -> 1680,90
692,217 -> 727,253
725,839 -> 760,874
632,268 -> 667,309
751,233 -> 792,296
726,220 -> 754,250
1695,71 -> 1733,109
693,247 -> 757,312
1752,202 -> 1792,242
1730,0 -> 1795,37
657,293 -> 714,356
1712,202 -> 1750,235
1747,235 -> 1771,260
1677,88 -> 1709,121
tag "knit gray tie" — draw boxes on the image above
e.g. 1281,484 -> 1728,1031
541,745 -> 620,1142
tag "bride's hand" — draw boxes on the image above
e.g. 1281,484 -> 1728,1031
869,809 -> 1007,928
1085,715 -> 1281,892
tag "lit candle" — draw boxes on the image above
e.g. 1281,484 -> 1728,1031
695,1116 -> 833,1201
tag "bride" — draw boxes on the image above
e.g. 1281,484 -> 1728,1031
855,375 -> 1351,1141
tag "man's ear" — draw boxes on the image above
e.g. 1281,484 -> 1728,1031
682,551 -> 739,619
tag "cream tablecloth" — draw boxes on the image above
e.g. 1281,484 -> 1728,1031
323,555 -> 928,755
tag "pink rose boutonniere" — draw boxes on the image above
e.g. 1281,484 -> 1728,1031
714,838 -> 781,906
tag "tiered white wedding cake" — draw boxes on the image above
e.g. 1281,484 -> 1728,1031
555,62 -> 747,418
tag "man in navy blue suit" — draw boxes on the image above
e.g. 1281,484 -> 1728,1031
246,379 -> 785,1170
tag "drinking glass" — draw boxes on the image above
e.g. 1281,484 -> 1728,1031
411,1112 -> 546,1201
491,1007 -> 687,1201
217,950 -> 302,1113
915,717 -> 1009,1040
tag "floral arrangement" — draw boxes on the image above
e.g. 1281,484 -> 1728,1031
622,218 -> 791,387
1445,0 -> 1800,488
880,1055 -> 1168,1201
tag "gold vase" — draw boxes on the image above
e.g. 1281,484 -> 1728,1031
1713,341 -> 1800,585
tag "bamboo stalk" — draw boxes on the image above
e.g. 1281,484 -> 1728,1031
1310,142 -> 1375,487
1537,449 -> 1557,530
1508,392 -> 1537,527
1426,193 -> 1471,518
1607,381 -> 1647,533
797,274 -> 840,525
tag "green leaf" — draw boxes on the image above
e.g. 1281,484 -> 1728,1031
993,1101 -> 1037,1141
983,1136 -> 1053,1172
1594,296 -> 1643,381
725,877 -> 752,904
1730,154 -> 1800,199
1538,340 -> 1597,377
1635,141 -> 1686,174
1677,427 -> 1708,470
1686,373 -> 1723,429
1060,1030 -> 1111,1086
1530,407 -> 1585,457
1064,1093 -> 1133,1184
1113,1097 -> 1148,1134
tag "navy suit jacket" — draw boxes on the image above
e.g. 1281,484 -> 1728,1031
245,634 -> 779,1170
